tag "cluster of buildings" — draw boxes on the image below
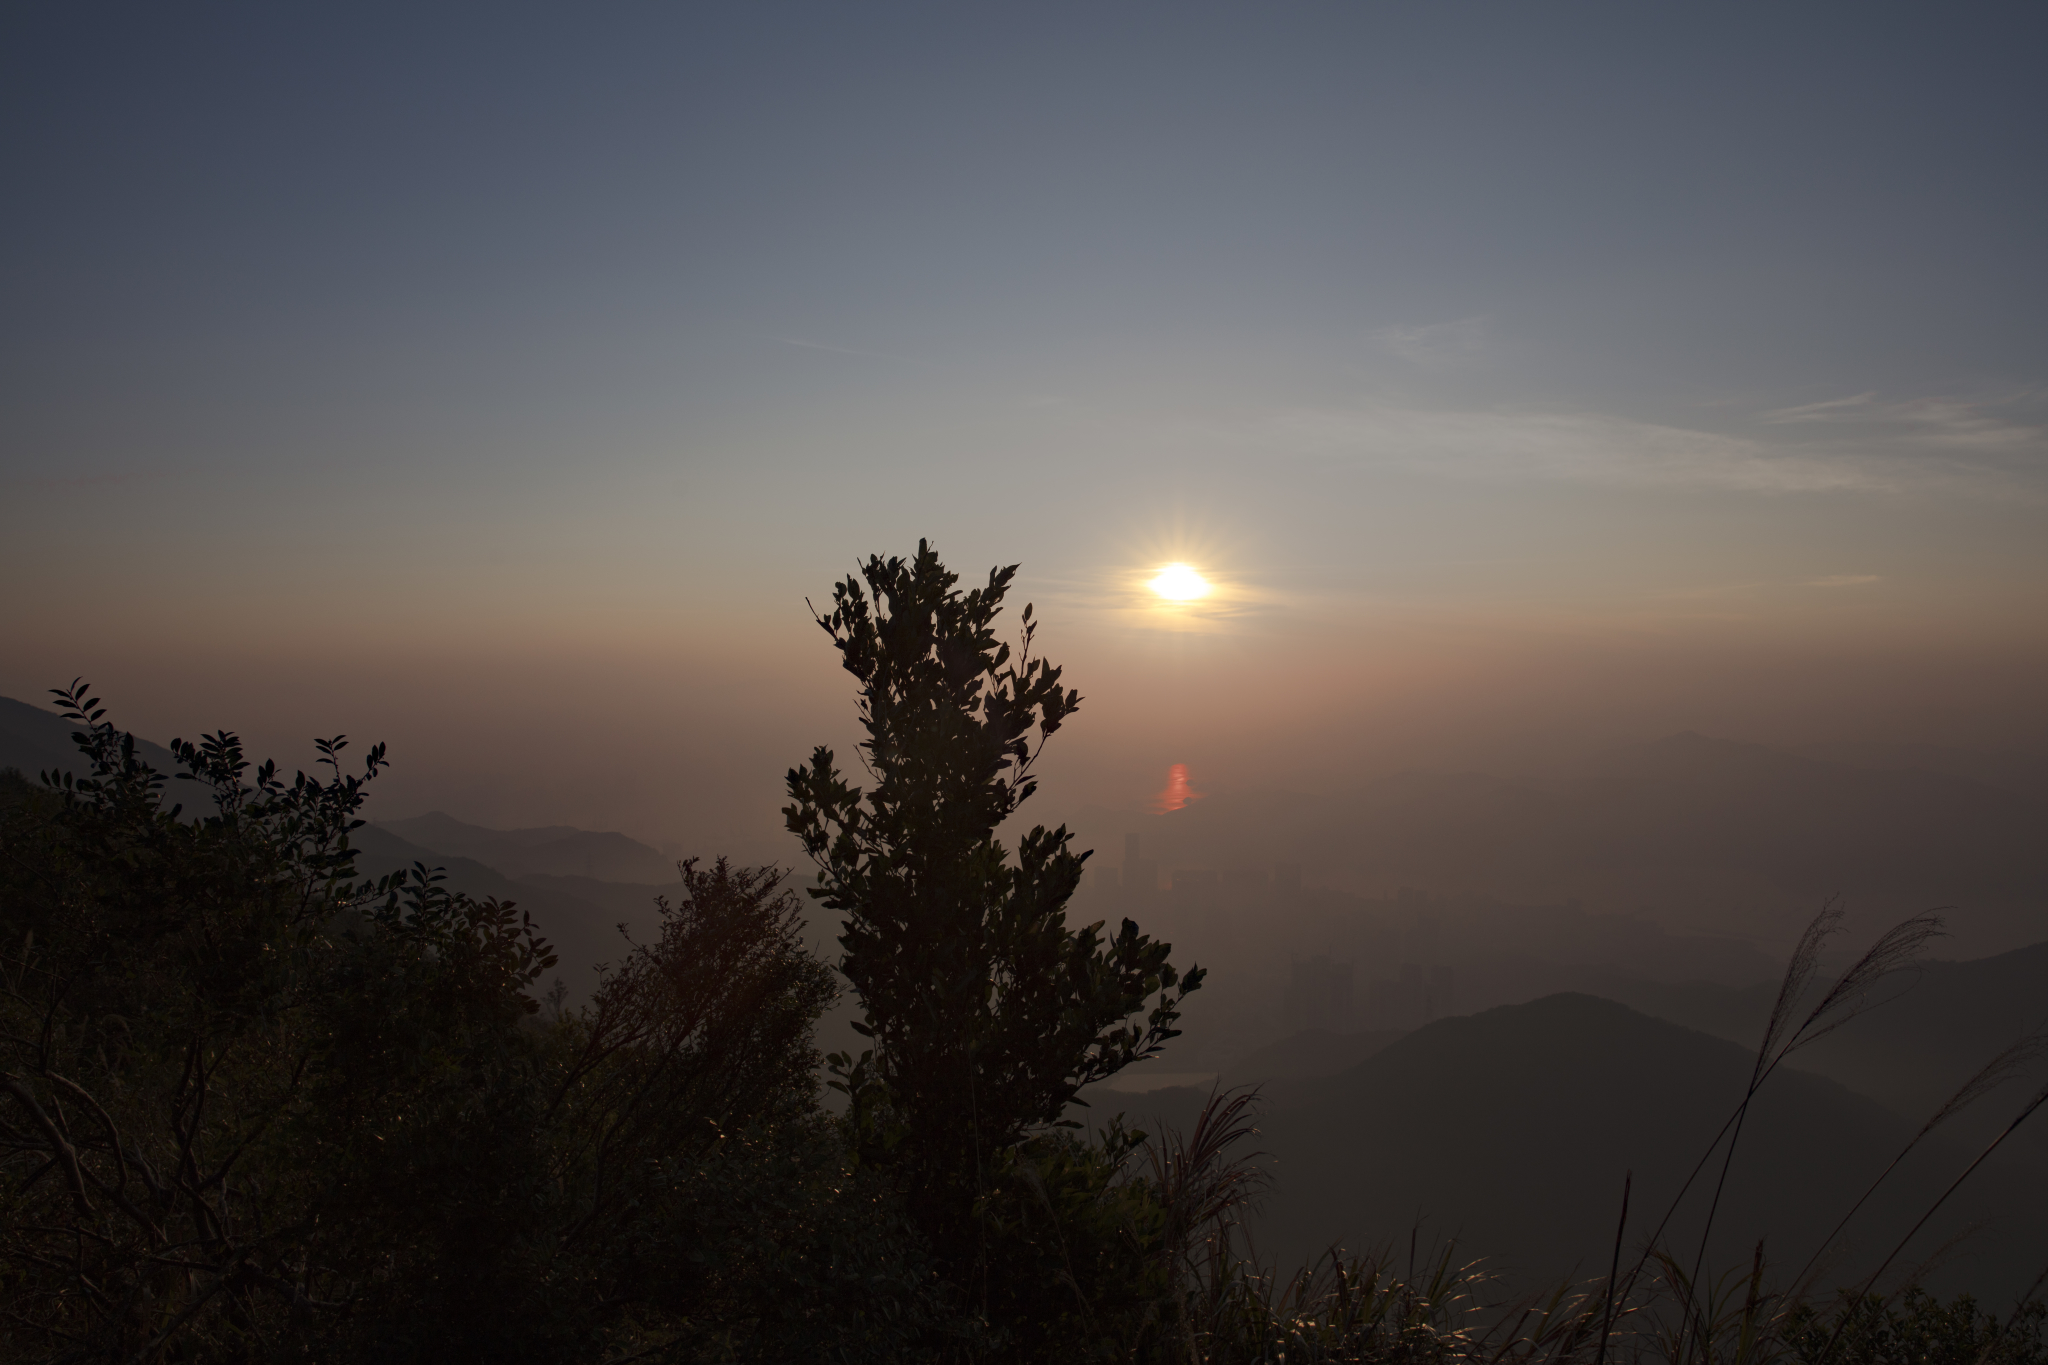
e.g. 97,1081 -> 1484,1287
1084,833 -> 1303,901
1083,835 -> 1459,1034
1282,955 -> 1457,1033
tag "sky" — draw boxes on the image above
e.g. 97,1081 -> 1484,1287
3,3 -> 2046,861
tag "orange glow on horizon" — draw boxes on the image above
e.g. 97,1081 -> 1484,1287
1152,762 -> 1203,813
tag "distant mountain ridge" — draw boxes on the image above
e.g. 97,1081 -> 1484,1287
0,697 -> 656,998
1793,739 -> 2048,803
377,810 -> 677,884
1579,940 -> 2048,1153
0,694 -> 180,780
1171,927 -> 2048,1160
347,826 -> 660,997
1118,993 -> 2048,1302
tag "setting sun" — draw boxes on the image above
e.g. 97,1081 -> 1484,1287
1149,563 -> 1211,601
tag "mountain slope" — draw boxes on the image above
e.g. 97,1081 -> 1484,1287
0,697 -> 643,999
0,694 -> 179,779
348,826 -> 656,997
377,810 -> 676,882
1223,1028 -> 1403,1085
1252,994 -> 2045,1298
1590,942 -> 2048,1152
1118,994 -> 2046,1301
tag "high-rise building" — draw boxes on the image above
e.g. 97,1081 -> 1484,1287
1220,868 -> 1268,897
1426,964 -> 1456,1020
1285,954 -> 1355,1031
1366,962 -> 1458,1030
1121,833 -> 1159,897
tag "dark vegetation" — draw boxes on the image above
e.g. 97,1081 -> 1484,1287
3,543 -> 2044,1363
0,697 -> 929,1361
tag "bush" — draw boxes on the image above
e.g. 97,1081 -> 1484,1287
976,1123 -> 1172,1363
1786,1288 -> 2048,1365
0,687 -> 935,1363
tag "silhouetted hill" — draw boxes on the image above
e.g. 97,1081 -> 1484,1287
1591,942 -> 2048,1153
348,826 -> 654,997
1794,740 -> 2048,803
1119,994 -> 2048,1301
0,694 -> 179,781
1223,1028 -> 1402,1085
378,810 -> 676,883
1077,882 -> 1785,1076
1795,941 -> 2048,1125
0,698 -> 648,1000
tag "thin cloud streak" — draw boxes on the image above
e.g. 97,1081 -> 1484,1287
1759,393 -> 1882,422
1369,317 -> 1491,367
1231,396 -> 2048,498
1266,405 -> 1876,493
1760,390 -> 2048,455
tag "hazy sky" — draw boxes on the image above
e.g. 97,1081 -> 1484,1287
4,3 -> 2045,855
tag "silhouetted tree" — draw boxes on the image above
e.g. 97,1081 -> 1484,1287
783,542 -> 1202,1272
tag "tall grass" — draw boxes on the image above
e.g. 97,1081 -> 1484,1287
1126,903 -> 2048,1365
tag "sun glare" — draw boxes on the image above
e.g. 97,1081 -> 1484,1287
1149,563 -> 1211,601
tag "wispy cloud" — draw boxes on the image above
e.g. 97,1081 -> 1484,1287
1759,393 -> 1880,423
1263,405 -> 1882,493
1369,317 -> 1489,367
1759,390 -> 2047,456
1234,388 -> 2047,498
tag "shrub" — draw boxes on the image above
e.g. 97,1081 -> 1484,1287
0,686 -> 933,1363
